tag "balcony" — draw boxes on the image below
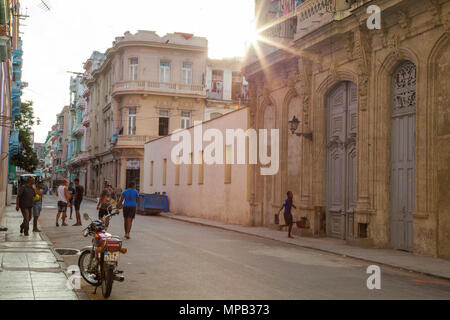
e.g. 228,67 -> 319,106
82,111 -> 90,127
245,0 -> 345,69
294,0 -> 337,39
72,123 -> 84,137
113,135 -> 153,149
206,90 -> 223,100
112,81 -> 205,98
68,151 -> 89,167
76,97 -> 87,108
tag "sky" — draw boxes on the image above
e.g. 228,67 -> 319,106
20,0 -> 255,143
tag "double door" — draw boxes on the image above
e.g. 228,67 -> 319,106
326,82 -> 357,239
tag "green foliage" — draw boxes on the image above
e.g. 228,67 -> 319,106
10,101 -> 40,173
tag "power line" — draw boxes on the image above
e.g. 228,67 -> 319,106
37,0 -> 51,12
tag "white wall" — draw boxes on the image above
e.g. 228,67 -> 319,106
143,108 -> 251,225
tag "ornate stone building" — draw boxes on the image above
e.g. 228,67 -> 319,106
85,31 -> 208,196
243,0 -> 450,259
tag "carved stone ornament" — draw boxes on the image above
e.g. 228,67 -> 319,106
392,61 -> 416,115
346,32 -> 355,60
345,133 -> 357,147
327,136 -> 345,150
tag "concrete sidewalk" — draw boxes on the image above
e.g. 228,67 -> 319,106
0,201 -> 85,300
160,212 -> 450,281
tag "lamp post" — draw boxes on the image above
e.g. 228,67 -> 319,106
288,116 -> 313,140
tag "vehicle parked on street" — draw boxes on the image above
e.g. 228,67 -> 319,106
77,207 -> 127,298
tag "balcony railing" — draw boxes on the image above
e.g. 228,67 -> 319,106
72,123 -> 84,137
113,135 -> 153,148
82,111 -> 90,126
112,81 -> 205,98
206,90 -> 223,100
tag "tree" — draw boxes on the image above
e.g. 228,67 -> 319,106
10,101 -> 41,173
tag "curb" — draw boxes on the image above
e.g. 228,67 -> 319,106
160,213 -> 450,281
38,225 -> 90,300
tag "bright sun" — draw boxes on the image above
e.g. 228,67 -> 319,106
244,21 -> 260,47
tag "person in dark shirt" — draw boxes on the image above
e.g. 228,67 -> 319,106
278,191 -> 297,238
68,182 -> 76,220
73,178 -> 84,226
16,177 -> 36,236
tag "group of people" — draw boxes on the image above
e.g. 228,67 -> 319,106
56,178 -> 84,227
15,177 -> 44,236
56,179 -> 139,239
16,176 -> 139,239
96,180 -> 139,239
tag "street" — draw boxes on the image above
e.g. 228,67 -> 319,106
39,195 -> 450,300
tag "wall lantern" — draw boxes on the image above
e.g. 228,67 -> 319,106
289,116 -> 313,141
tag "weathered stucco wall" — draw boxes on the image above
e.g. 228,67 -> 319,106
143,108 -> 251,225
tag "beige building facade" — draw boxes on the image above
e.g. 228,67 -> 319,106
243,0 -> 450,259
85,31 -> 208,196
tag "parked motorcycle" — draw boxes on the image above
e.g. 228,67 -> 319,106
78,208 -> 127,298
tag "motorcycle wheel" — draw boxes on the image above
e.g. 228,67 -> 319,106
101,263 -> 114,298
78,250 -> 100,286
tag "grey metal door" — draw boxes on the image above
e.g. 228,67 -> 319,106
390,61 -> 416,251
326,82 -> 357,239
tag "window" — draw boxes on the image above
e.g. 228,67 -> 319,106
182,63 -> 192,84
198,151 -> 204,185
129,58 -> 138,81
212,70 -> 224,95
104,118 -> 108,145
163,159 -> 167,186
181,111 -> 191,129
150,161 -> 154,186
128,108 -> 136,135
225,145 -> 232,184
187,153 -> 193,185
160,61 -> 171,83
159,109 -> 169,136
175,156 -> 180,185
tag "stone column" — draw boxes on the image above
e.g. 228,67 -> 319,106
298,58 -> 313,210
120,158 -> 127,190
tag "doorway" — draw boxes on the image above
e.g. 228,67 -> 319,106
326,81 -> 358,239
390,61 -> 416,251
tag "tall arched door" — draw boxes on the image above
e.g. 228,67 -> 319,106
390,61 -> 416,251
326,82 -> 357,239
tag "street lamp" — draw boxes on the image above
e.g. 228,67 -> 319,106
288,116 -> 313,141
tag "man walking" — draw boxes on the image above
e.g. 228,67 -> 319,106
32,181 -> 44,232
73,178 -> 84,226
117,181 -> 139,239
56,179 -> 71,227
16,177 -> 36,236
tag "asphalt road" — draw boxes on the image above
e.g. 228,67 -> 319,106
38,195 -> 450,300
